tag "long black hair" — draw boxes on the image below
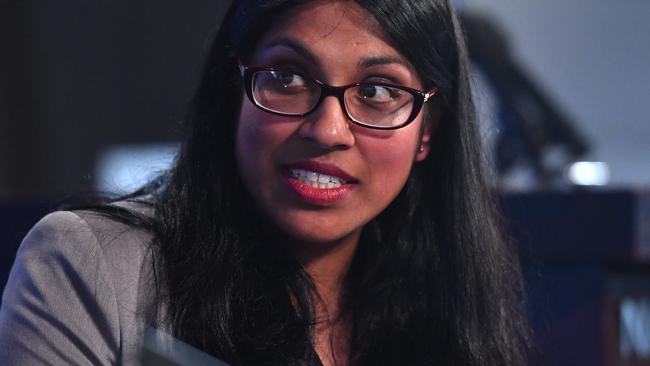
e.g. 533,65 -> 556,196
92,0 -> 529,364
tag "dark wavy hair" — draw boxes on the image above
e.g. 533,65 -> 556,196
93,0 -> 530,365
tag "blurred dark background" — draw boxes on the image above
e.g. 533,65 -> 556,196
1,0 -> 649,365
0,0 -> 229,200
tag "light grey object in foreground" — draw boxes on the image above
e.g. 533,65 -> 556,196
141,327 -> 231,366
0,206 -> 159,365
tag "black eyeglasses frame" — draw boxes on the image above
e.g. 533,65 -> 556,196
238,63 -> 438,130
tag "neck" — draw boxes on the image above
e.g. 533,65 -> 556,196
292,231 -> 359,366
297,230 -> 360,316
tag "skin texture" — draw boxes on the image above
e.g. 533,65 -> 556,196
237,0 -> 431,253
235,2 -> 434,363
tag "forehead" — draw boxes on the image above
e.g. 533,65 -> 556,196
252,1 -> 408,68
271,1 -> 381,41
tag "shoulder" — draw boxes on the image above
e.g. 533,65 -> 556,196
25,200 -> 158,312
22,199 -> 154,247
18,202 -> 156,282
0,201 -> 158,364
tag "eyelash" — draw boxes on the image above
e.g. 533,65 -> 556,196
260,59 -> 404,86
264,58 -> 308,73
364,75 -> 400,85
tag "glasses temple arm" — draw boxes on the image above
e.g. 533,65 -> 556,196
237,57 -> 246,77
423,87 -> 439,103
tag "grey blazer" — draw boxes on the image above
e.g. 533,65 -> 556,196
0,207 -> 157,365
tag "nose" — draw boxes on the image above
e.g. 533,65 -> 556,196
298,96 -> 355,149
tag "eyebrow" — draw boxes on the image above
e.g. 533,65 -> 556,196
357,55 -> 406,69
262,37 -> 320,67
262,36 -> 407,71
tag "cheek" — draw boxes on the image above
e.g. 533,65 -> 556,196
236,102 -> 280,172
236,100 -> 297,154
236,103 -> 281,217
236,103 -> 275,207
236,101 -> 297,202
359,131 -> 420,200
236,104 -> 261,166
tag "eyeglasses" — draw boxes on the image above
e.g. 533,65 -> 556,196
239,63 -> 438,130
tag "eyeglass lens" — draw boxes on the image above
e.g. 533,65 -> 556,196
251,70 -> 416,128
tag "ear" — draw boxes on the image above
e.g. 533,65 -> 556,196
415,119 -> 432,162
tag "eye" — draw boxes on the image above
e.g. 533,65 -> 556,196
269,70 -> 306,89
357,84 -> 402,103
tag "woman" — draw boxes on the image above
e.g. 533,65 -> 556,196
0,0 -> 529,365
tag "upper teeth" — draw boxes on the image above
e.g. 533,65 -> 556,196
291,169 -> 346,188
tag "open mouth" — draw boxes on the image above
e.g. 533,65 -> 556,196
289,169 -> 347,189
281,161 -> 358,205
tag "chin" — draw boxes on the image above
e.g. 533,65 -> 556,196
276,220 -> 362,247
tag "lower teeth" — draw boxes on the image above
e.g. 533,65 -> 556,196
298,180 -> 341,189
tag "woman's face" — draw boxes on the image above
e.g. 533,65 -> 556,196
236,0 -> 433,248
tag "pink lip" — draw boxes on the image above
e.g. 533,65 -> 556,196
282,160 -> 358,206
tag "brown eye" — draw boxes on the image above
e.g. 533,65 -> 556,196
358,84 -> 402,103
269,70 -> 306,89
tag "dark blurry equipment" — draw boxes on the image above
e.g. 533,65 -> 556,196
459,12 -> 650,366
502,189 -> 650,366
461,12 -> 589,190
